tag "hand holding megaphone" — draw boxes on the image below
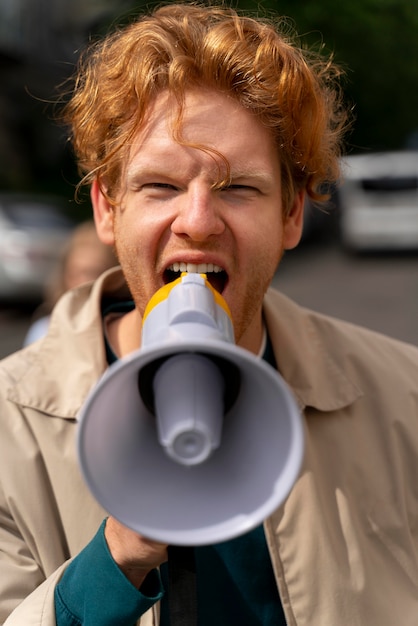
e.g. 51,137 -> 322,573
77,273 -> 304,545
104,514 -> 169,589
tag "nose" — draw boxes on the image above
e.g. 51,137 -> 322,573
171,184 -> 225,241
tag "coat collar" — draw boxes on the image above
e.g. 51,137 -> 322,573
263,288 -> 362,412
5,270 -> 361,418
5,268 -> 129,418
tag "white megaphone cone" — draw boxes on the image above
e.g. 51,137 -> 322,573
77,273 -> 304,545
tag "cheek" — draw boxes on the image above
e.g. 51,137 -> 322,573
115,204 -> 169,256
112,212 -> 143,276
230,210 -> 284,290
242,226 -> 284,309
251,240 -> 283,288
112,211 -> 165,306
247,215 -> 284,269
230,223 -> 284,332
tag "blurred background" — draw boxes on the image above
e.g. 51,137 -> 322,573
1,0 -> 418,357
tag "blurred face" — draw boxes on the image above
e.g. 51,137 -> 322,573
64,246 -> 114,291
93,90 -> 304,352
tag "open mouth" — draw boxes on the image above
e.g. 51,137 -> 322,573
164,262 -> 228,294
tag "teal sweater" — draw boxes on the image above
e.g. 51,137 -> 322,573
55,519 -> 286,625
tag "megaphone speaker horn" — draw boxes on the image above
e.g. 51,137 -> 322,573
77,273 -> 304,545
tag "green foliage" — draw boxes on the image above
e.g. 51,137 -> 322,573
236,0 -> 418,152
3,0 -> 416,197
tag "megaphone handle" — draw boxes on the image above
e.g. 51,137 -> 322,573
167,545 -> 197,625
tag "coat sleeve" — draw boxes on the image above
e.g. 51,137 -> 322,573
0,386 -> 159,626
3,564 -> 67,626
0,432 -> 159,626
2,551 -> 158,626
2,560 -> 158,626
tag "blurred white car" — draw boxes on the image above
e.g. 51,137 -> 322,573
339,151 -> 418,251
0,193 -> 75,303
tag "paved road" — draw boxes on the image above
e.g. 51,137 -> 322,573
274,243 -> 418,346
1,242 -> 418,360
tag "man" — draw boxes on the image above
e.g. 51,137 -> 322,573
1,4 -> 417,625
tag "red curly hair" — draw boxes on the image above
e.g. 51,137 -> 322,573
63,3 -> 349,213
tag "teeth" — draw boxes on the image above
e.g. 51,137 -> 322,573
168,262 -> 223,274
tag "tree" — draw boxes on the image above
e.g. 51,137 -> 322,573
238,0 -> 418,153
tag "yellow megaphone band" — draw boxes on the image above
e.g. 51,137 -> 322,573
143,273 -> 231,322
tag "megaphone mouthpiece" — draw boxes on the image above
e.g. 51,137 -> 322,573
142,273 -> 235,348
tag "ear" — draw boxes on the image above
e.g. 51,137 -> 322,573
283,189 -> 305,251
90,179 -> 115,246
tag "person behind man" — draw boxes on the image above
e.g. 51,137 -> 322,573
1,3 -> 417,625
23,220 -> 117,346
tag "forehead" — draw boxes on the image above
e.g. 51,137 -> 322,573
138,89 -> 249,139
125,89 -> 280,176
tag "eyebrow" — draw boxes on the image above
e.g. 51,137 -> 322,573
127,164 -> 275,185
228,168 -> 275,184
125,161 -> 176,183
125,147 -> 278,190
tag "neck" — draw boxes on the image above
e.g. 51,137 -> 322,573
105,307 -> 142,358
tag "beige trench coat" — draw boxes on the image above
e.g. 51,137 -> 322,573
1,268 -> 417,625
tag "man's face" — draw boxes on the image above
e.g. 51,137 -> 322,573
93,89 -> 304,350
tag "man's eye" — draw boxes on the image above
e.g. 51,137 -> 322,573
220,184 -> 258,193
143,183 -> 177,190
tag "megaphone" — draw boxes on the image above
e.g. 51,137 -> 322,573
77,273 -> 304,546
